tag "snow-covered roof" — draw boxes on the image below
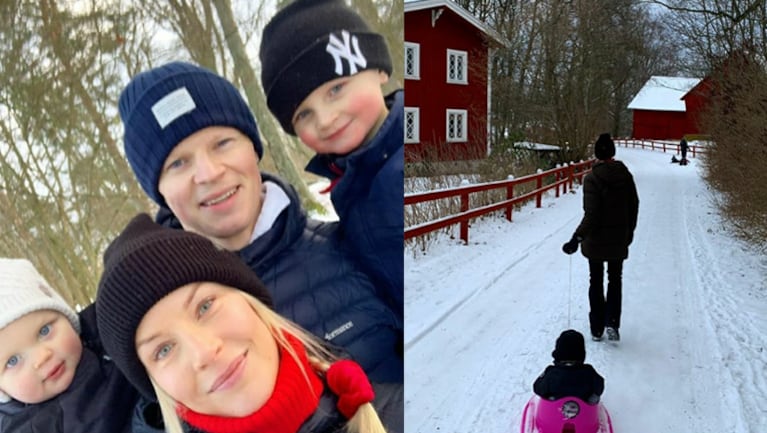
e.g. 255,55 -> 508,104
627,76 -> 702,112
404,0 -> 507,46
513,141 -> 561,151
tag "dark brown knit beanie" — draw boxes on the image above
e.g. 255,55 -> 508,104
95,213 -> 273,400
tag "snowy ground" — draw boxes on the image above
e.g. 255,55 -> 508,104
404,147 -> 767,433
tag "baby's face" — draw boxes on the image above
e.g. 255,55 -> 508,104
0,310 -> 82,403
292,70 -> 390,155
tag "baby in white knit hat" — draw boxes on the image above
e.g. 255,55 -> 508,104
0,258 -> 81,404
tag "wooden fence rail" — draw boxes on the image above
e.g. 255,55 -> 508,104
405,160 -> 594,243
615,138 -> 706,158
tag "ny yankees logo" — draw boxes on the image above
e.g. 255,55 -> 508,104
326,30 -> 367,75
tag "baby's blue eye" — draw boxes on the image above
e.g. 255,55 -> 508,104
5,355 -> 19,369
39,324 -> 51,337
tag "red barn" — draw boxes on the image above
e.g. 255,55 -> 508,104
627,76 -> 702,140
404,0 -> 504,162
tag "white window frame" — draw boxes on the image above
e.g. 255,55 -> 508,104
404,107 -> 420,143
405,42 -> 420,80
446,109 -> 468,142
446,49 -> 468,84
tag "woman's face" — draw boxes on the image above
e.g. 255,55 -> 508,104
135,282 -> 279,417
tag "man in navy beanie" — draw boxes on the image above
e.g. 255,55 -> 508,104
259,0 -> 404,321
116,60 -> 403,388
562,133 -> 639,342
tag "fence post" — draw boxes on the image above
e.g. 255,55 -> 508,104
555,166 -> 561,198
506,175 -> 514,221
536,169 -> 543,208
460,191 -> 469,244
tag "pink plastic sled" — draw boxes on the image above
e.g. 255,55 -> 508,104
520,396 -> 613,433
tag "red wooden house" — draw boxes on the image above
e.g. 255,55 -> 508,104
627,76 -> 702,140
404,0 -> 504,162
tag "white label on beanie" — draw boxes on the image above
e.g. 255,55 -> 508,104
152,87 -> 197,129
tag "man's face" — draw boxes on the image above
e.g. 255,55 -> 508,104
158,126 -> 263,251
292,70 -> 389,155
0,310 -> 82,403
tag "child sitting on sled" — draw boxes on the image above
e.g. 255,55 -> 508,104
533,329 -> 605,404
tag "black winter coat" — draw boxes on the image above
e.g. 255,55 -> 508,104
533,362 -> 605,403
157,174 -> 403,383
0,305 -> 160,433
305,90 -> 404,322
575,160 -> 639,260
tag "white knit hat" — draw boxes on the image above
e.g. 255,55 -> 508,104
0,258 -> 81,403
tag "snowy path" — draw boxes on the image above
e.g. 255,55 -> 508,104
404,147 -> 767,433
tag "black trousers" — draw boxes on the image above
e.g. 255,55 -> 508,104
587,259 -> 623,336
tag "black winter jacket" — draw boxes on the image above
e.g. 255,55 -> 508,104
157,174 -> 403,383
575,159 -> 639,260
533,362 -> 605,403
0,305 -> 160,433
305,90 -> 404,322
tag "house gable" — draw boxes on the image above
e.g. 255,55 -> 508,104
404,0 -> 498,163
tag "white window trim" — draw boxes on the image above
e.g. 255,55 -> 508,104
404,107 -> 420,143
446,49 -> 468,85
405,42 -> 420,80
446,109 -> 468,142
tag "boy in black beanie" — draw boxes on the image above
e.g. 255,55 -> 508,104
533,330 -> 605,403
259,0 -> 403,320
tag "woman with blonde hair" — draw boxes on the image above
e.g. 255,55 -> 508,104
95,214 -> 402,433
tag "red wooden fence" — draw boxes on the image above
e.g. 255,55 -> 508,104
615,138 -> 706,158
404,160 -> 594,243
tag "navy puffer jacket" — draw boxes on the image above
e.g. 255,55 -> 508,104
156,174 -> 403,383
575,160 -> 639,260
0,305 -> 161,433
305,90 -> 404,320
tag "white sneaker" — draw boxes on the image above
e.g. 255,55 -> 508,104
591,333 -> 603,341
606,327 -> 620,342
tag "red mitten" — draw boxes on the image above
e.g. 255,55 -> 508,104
326,359 -> 375,419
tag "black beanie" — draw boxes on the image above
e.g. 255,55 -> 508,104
552,329 -> 586,363
594,133 -> 616,160
259,0 -> 393,135
95,213 -> 273,401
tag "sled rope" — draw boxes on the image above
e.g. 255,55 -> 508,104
567,255 -> 572,328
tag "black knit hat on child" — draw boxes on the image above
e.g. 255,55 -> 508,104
552,329 -> 586,363
594,133 -> 616,160
118,61 -> 263,207
259,0 -> 393,135
95,213 -> 273,400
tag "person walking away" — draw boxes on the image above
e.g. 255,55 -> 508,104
562,133 -> 639,342
679,137 -> 689,165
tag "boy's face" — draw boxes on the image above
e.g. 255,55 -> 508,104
292,70 -> 389,155
0,310 -> 82,403
135,282 -> 279,417
158,126 -> 263,251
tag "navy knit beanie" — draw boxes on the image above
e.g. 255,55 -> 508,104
119,62 -> 263,206
594,133 -> 616,160
96,213 -> 273,401
552,329 -> 586,363
259,0 -> 393,135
